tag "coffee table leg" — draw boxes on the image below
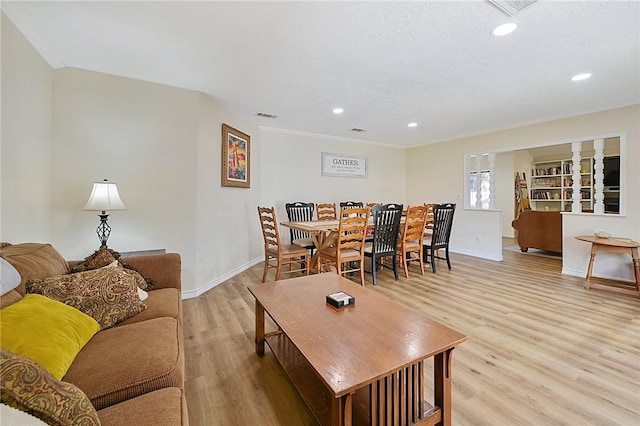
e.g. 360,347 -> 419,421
331,393 -> 353,426
255,300 -> 265,355
434,348 -> 454,426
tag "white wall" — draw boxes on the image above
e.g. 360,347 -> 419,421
406,105 -> 640,280
193,94 -> 262,296
260,129 -> 407,222
51,68 -> 200,289
1,13 -> 53,242
494,152 -> 515,238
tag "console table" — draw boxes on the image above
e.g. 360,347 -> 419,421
248,273 -> 467,425
575,236 -> 640,297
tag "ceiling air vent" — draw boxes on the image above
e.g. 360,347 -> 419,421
488,0 -> 538,16
256,112 -> 278,119
351,128 -> 366,133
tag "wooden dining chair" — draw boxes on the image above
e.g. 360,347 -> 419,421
397,205 -> 429,278
257,206 -> 309,282
284,202 -> 315,254
316,203 -> 337,221
424,203 -> 435,233
318,206 -> 370,286
423,203 -> 456,273
364,203 -> 403,285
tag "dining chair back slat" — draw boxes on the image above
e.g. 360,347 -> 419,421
423,203 -> 456,273
339,201 -> 364,210
285,202 -> 315,252
318,206 -> 370,286
397,205 -> 429,278
316,203 -> 337,221
364,203 -> 403,285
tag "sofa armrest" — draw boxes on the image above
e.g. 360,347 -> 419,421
121,253 -> 182,291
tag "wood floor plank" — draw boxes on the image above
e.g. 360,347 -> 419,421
183,245 -> 640,425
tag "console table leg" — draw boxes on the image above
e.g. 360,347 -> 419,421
632,248 -> 640,292
585,244 -> 597,289
255,300 -> 265,355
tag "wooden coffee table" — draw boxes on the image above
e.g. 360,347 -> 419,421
247,274 -> 467,426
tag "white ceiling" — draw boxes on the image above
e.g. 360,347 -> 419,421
3,1 -> 639,147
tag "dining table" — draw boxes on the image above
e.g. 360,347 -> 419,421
281,220 -> 340,271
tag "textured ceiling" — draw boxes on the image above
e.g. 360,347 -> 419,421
3,1 -> 639,147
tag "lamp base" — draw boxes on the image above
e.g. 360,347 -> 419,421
96,212 -> 111,248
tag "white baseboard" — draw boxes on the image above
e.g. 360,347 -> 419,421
181,257 -> 263,299
451,248 -> 503,262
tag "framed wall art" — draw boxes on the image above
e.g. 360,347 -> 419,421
222,123 -> 251,188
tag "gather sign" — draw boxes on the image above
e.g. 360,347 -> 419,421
321,153 -> 368,178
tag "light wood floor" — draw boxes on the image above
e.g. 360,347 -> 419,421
183,244 -> 640,425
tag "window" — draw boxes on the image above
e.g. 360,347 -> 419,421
466,153 -> 495,210
469,171 -> 491,209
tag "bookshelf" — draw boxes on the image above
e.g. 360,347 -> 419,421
530,158 -> 592,211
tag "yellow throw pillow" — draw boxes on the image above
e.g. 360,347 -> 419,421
0,294 -> 99,380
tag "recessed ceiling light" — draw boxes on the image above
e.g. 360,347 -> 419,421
491,22 -> 517,36
571,73 -> 591,81
332,108 -> 344,114
408,122 -> 418,128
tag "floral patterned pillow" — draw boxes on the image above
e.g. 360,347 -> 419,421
69,248 -> 154,291
0,349 -> 101,426
26,267 -> 146,329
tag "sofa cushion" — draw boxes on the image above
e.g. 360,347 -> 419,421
0,294 -> 100,380
63,317 -> 184,410
26,267 -> 147,330
0,243 -> 69,295
0,349 -> 101,426
117,288 -> 182,326
98,387 -> 188,426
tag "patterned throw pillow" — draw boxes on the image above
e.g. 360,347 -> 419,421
0,349 -> 101,426
26,267 -> 147,329
70,248 -> 153,291
69,248 -> 118,273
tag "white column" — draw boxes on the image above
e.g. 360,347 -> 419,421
488,153 -> 495,209
571,141 -> 582,213
475,155 -> 482,208
593,138 -> 605,214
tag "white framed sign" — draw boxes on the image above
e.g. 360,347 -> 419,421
321,152 -> 368,178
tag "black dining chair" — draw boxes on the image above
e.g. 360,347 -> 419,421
339,201 -> 364,210
364,203 -> 403,285
284,202 -> 316,254
423,203 -> 456,273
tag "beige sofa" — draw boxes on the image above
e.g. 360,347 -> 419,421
0,242 -> 188,425
511,210 -> 563,253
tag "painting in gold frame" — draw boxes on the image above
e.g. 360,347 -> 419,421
221,123 -> 250,188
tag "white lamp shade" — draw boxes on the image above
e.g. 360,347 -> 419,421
83,180 -> 127,211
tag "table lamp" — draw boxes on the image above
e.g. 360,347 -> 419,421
83,179 -> 127,248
